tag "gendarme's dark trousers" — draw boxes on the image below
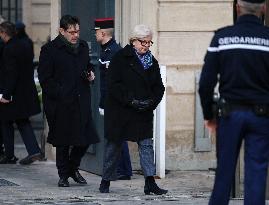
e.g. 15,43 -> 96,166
102,138 -> 155,181
117,141 -> 132,177
1,119 -> 41,158
56,145 -> 89,179
209,111 -> 269,205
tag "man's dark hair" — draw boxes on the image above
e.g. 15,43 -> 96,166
0,21 -> 16,38
60,15 -> 80,30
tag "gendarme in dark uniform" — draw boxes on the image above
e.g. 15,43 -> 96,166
199,0 -> 269,204
94,18 -> 132,180
94,18 -> 121,109
98,35 -> 121,109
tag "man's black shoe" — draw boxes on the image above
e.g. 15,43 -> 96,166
58,178 -> 69,187
117,175 -> 131,180
0,156 -> 18,164
0,155 -> 18,164
70,170 -> 87,184
99,179 -> 110,193
19,153 -> 42,165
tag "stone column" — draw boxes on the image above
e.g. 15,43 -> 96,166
46,0 -> 62,160
115,0 -> 158,56
50,0 -> 61,40
22,0 -> 33,38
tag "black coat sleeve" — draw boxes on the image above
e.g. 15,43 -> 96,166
198,34 -> 219,120
37,44 -> 61,100
107,52 -> 133,106
2,45 -> 18,100
149,59 -> 165,111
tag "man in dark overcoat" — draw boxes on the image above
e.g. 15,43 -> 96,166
38,15 -> 99,187
0,21 -> 42,165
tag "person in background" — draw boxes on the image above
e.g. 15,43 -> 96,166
0,21 -> 42,165
15,21 -> 33,53
99,24 -> 167,195
38,15 -> 99,187
199,0 -> 269,204
94,17 -> 132,180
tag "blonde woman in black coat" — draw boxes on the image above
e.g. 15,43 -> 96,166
99,24 -> 167,195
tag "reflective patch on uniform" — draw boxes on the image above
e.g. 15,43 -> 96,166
208,44 -> 269,52
99,59 -> 110,64
208,47 -> 219,52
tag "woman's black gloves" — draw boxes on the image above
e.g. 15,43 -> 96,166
129,99 -> 154,112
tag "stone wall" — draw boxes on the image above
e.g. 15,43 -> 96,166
22,0 -> 51,60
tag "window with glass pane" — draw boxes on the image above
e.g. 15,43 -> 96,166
0,0 -> 22,23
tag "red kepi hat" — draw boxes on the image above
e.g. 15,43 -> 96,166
94,17 -> 114,30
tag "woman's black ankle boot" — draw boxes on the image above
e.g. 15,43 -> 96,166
99,179 -> 110,193
144,176 -> 168,195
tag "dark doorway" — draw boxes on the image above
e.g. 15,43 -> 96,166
61,0 -> 115,175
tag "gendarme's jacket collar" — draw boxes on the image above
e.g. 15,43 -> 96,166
101,38 -> 114,49
236,14 -> 263,26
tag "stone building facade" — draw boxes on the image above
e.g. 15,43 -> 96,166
22,0 -> 51,60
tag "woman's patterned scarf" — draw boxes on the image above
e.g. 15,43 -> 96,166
134,49 -> 153,70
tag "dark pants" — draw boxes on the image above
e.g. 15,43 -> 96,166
209,111 -> 269,205
1,119 -> 41,158
117,141 -> 132,177
102,138 -> 155,181
56,145 -> 89,179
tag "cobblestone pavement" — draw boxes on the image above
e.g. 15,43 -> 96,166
1,160 -> 268,205
1,144 -> 269,205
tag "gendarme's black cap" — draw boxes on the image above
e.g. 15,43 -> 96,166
242,0 -> 265,3
94,18 -> 114,30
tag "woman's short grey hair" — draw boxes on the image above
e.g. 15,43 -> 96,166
129,24 -> 153,44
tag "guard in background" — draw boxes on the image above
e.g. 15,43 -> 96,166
15,21 -> 33,54
0,21 -> 42,165
199,0 -> 269,204
94,18 -> 132,180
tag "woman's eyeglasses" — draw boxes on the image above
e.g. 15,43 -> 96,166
137,39 -> 153,47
